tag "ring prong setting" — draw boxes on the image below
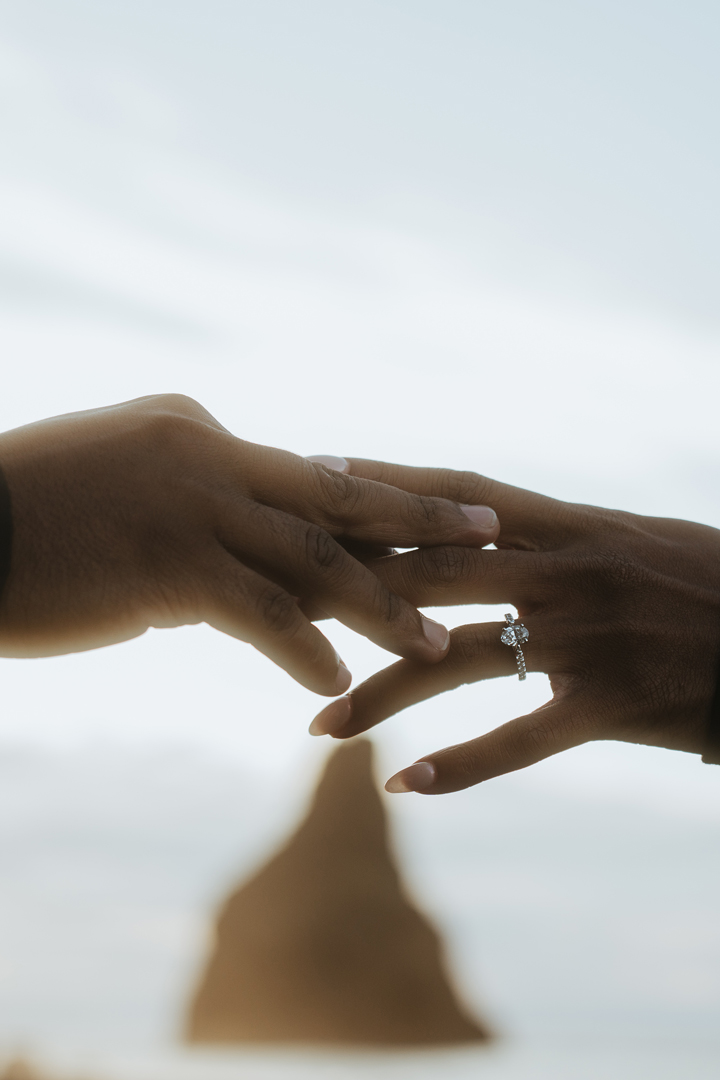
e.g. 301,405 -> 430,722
501,613 -> 529,680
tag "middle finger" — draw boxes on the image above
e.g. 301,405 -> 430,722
368,545 -> 557,613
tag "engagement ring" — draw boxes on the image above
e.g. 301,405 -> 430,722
501,613 -> 529,680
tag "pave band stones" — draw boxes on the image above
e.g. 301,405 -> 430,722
501,613 -> 529,680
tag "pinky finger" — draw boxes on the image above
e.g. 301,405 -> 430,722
203,553 -> 352,696
386,700 -> 593,794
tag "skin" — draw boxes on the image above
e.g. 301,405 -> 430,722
309,459 -> 720,791
0,398 -> 500,694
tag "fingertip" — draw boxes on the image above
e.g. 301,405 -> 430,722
333,662 -> 352,694
459,504 -> 500,546
385,760 -> 437,794
460,505 -> 497,529
420,615 -> 450,656
308,695 -> 352,736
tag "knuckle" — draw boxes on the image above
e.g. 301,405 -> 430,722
447,627 -> 484,670
316,469 -> 365,520
136,395 -> 226,454
150,392 -> 202,415
304,524 -> 344,573
419,545 -> 474,586
436,469 -> 488,504
412,494 -> 445,528
256,585 -> 300,636
373,583 -> 404,628
140,403 -> 208,452
585,550 -> 649,599
584,505 -> 633,535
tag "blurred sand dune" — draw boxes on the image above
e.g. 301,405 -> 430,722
187,740 -> 489,1046
0,1058 -> 94,1080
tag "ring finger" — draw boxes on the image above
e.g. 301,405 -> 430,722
310,616 -> 556,738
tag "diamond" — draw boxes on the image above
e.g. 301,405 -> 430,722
501,623 -> 529,647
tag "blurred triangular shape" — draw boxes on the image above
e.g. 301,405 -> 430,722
186,738 -> 491,1046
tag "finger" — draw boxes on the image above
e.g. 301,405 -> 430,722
299,599 -> 331,622
308,462 -> 499,547
308,619 -> 552,737
339,458 -> 571,550
217,500 -> 453,663
367,545 -> 555,610
202,551 -> 352,695
240,446 -> 500,548
299,532 -> 399,622
384,700 -> 593,793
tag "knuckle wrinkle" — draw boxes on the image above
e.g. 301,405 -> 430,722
439,469 -> 487,504
257,586 -> 298,635
414,495 -> 443,528
421,546 -> 471,586
319,470 -> 364,520
305,525 -> 342,571
448,628 -> 483,669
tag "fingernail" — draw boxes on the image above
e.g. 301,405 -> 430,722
385,761 -> 437,794
333,662 -> 352,695
309,695 -> 352,736
307,455 -> 349,473
421,615 -> 450,652
460,505 -> 497,528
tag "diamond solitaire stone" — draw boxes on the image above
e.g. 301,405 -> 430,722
501,623 -> 529,647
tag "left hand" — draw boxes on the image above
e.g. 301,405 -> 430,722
309,459 -> 720,793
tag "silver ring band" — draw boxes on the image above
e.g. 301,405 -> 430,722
500,613 -> 528,681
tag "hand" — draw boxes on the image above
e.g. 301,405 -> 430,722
0,400 -> 499,693
309,459 -> 720,788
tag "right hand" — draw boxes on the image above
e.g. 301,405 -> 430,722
0,395 -> 499,694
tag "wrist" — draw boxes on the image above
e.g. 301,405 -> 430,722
0,459 -> 13,604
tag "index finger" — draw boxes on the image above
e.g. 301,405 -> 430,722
248,449 -> 501,549
343,459 -> 568,550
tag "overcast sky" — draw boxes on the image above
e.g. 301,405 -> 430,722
1,3 -> 720,1074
